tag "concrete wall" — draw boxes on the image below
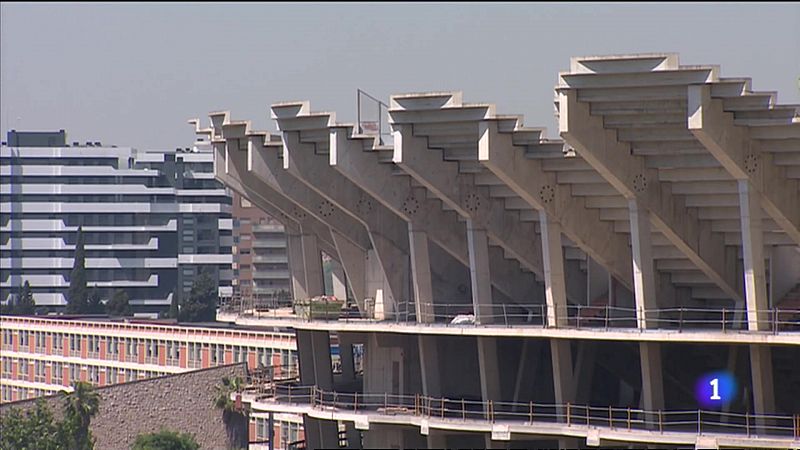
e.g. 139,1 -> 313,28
0,363 -> 247,450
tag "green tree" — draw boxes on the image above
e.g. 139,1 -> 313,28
0,399 -> 64,450
106,289 -> 132,316
131,429 -> 200,450
178,269 -> 217,322
213,376 -> 249,449
62,381 -> 100,450
167,288 -> 179,319
2,280 -> 37,315
87,289 -> 104,315
66,227 -> 88,314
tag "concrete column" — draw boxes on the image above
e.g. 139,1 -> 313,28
296,330 -> 315,385
339,333 -> 356,384
426,431 -> 447,449
639,342 -> 665,414
409,224 -> 436,323
539,210 -> 568,327
300,230 -> 324,297
418,335 -> 441,397
749,345 -> 776,431
310,330 -> 333,390
550,339 -> 574,411
629,199 -> 659,328
466,220 -> 494,324
330,259 -> 348,301
739,180 -> 770,330
739,181 -> 776,426
344,423 -> 362,449
286,232 -> 308,301
478,337 -> 502,450
628,200 -> 666,417
331,230 -> 367,312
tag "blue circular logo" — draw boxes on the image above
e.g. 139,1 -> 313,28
695,371 -> 737,408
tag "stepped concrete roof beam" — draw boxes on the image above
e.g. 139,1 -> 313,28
687,84 -> 800,245
271,102 -> 412,312
272,102 -> 544,310
213,131 -> 339,258
557,54 -> 745,305
388,95 -> 546,279
327,120 -> 544,306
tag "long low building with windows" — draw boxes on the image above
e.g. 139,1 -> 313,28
0,314 -> 305,448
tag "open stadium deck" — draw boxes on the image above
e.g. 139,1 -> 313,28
205,54 -> 800,449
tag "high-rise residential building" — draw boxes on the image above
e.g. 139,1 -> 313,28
0,130 -> 232,314
231,191 -> 291,307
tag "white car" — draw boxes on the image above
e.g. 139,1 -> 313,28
450,314 -> 476,325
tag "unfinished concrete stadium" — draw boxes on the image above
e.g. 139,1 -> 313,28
210,54 -> 800,449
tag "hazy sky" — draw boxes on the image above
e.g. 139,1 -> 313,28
2,2 -> 798,149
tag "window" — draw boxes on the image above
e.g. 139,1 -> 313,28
52,333 -> 63,353
34,361 -> 46,383
1,329 -> 11,350
18,359 -> 30,381
88,366 -> 100,385
1,358 -> 11,377
35,332 -> 46,353
52,362 -> 63,385
69,334 -> 81,356
107,337 -> 118,356
19,330 -> 29,349
107,367 -> 118,384
69,364 -> 80,383
87,335 -> 100,358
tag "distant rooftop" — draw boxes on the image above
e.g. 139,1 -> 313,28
6,130 -> 66,147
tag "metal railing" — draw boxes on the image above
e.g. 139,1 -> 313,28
220,298 -> 800,333
357,89 -> 391,145
255,385 -> 800,440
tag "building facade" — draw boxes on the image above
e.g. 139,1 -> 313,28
0,315 -> 303,448
0,131 -> 232,313
231,191 -> 292,306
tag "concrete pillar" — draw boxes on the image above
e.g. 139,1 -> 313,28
466,220 -> 494,324
749,345 -> 776,431
301,231 -> 325,297
409,224 -> 436,323
310,330 -> 333,390
426,430 -> 447,449
344,423 -> 362,449
331,259 -> 348,301
550,339 -> 574,411
418,335 -> 441,397
629,199 -> 659,328
739,180 -> 769,331
540,210 -> 568,327
628,199 -> 665,419
639,342 -> 665,414
339,333 -> 356,384
738,181 -> 777,426
287,232 -> 308,301
331,230 -> 367,312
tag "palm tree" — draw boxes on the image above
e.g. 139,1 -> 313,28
214,376 -> 248,449
62,381 -> 100,449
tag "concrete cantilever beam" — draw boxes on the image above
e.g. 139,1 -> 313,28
328,124 -> 542,306
271,102 -> 543,313
557,61 -> 743,305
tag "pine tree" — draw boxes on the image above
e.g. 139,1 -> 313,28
87,289 -> 104,314
178,269 -> 218,322
106,289 -> 132,317
66,227 -> 88,314
16,281 -> 36,315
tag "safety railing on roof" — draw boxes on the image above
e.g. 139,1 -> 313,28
220,298 -> 800,333
248,385 -> 800,441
